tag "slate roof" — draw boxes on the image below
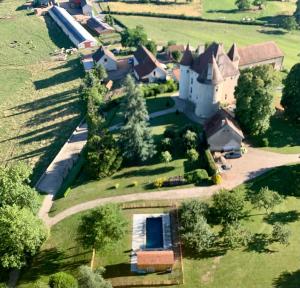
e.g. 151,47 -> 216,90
92,46 -> 117,63
137,250 -> 175,266
133,45 -> 166,79
238,41 -> 284,67
228,43 -> 240,62
87,16 -> 114,35
48,6 -> 97,46
180,44 -> 193,66
192,42 -> 239,83
204,109 -> 244,139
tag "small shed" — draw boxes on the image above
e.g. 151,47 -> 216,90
136,250 -> 175,272
86,16 -> 115,35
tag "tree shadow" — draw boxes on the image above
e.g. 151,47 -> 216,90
103,263 -> 132,278
258,29 -> 287,36
183,245 -> 227,260
273,270 -> 300,288
206,9 -> 239,14
257,14 -> 290,25
33,58 -> 83,90
112,166 -> 174,179
245,233 -> 274,254
264,211 -> 300,225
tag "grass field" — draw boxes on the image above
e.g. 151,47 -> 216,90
115,15 -> 300,69
180,164 -> 300,288
49,112 -> 197,216
101,0 -> 202,17
202,0 -> 296,23
0,0 -> 84,182
19,164 -> 300,287
102,0 -> 295,22
18,207 -> 182,287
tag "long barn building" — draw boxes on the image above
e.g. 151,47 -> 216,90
48,6 -> 97,49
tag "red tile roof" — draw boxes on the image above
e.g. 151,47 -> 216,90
137,250 -> 175,266
238,41 -> 284,67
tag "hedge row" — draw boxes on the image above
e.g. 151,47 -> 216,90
108,11 -> 278,28
203,148 -> 218,176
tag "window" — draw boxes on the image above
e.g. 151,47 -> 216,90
190,87 -> 193,94
225,94 -> 227,100
104,58 -> 107,63
153,71 -> 156,76
191,78 -> 193,84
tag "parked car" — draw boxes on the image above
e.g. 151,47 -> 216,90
224,151 -> 242,159
221,164 -> 232,170
111,48 -> 120,55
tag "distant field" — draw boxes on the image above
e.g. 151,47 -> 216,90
101,0 -> 202,17
115,15 -> 300,69
0,0 -> 84,182
102,0 -> 295,22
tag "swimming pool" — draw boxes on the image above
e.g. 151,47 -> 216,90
146,217 -> 164,249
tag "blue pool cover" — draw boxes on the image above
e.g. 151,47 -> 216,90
146,217 -> 163,249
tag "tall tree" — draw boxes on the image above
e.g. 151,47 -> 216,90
0,163 -> 39,214
0,205 -> 48,269
281,63 -> 300,123
235,65 -> 277,136
212,189 -> 246,223
294,0 -> 300,24
86,130 -> 122,179
119,75 -> 156,162
78,204 -> 127,259
120,26 -> 148,48
78,266 -> 112,288
250,186 -> 282,214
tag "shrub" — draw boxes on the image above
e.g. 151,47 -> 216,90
204,149 -> 218,176
261,137 -> 269,147
212,173 -> 222,185
186,148 -> 199,162
185,169 -> 209,184
153,178 -> 166,188
49,272 -> 78,288
160,137 -> 172,151
164,176 -> 187,187
114,183 -> 120,189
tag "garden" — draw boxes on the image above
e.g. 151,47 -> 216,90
18,164 -> 300,287
18,205 -> 183,287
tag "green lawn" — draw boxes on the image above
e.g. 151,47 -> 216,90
49,112 -> 198,216
202,0 -> 296,23
251,114 -> 300,154
18,207 -> 181,287
106,93 -> 175,128
0,0 -> 84,182
115,15 -> 300,69
181,164 -> 300,288
19,164 -> 300,287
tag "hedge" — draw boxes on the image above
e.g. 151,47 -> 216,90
108,11 -> 278,28
54,148 -> 86,200
204,149 -> 218,176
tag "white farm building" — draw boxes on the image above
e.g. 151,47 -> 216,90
48,6 -> 97,49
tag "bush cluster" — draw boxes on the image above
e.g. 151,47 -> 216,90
142,80 -> 178,97
184,169 -> 210,185
203,149 -> 218,176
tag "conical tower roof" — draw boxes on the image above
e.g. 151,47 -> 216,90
180,44 -> 193,66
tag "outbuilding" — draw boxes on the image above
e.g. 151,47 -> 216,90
204,109 -> 244,152
81,0 -> 93,16
86,16 -> 115,35
92,46 -> 117,71
136,250 -> 175,272
48,6 -> 97,49
133,45 -> 167,83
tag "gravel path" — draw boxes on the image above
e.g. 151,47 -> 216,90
42,148 -> 299,227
